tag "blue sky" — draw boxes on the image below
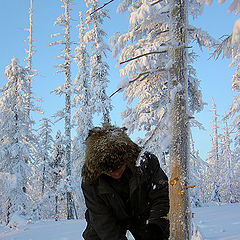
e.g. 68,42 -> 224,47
0,0 -> 238,160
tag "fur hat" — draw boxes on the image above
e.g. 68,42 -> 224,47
82,125 -> 141,184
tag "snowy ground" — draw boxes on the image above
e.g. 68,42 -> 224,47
0,219 -> 85,240
0,203 -> 239,240
192,203 -> 240,240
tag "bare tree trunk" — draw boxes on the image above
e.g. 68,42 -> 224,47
168,0 -> 191,239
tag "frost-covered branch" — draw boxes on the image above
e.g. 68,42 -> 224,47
209,34 -> 232,60
151,0 -> 164,6
89,0 -> 114,15
120,50 -> 168,65
110,67 -> 166,98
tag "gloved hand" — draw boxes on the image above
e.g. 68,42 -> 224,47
143,219 -> 170,240
143,223 -> 162,240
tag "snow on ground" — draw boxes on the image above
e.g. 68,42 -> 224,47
192,203 -> 240,240
0,219 -> 86,240
0,203 -> 239,240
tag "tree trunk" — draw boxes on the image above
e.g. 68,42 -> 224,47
63,0 -> 74,220
55,195 -> 58,221
6,198 -> 11,226
168,0 -> 191,239
26,0 -> 34,118
41,157 -> 46,196
210,98 -> 221,202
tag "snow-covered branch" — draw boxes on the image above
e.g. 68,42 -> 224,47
120,50 -> 168,65
89,0 -> 114,15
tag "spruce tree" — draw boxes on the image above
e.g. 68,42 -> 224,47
0,57 -> 35,223
111,0 -> 217,238
84,0 -> 112,123
50,130 -> 66,221
49,0 -> 74,219
72,11 -> 93,175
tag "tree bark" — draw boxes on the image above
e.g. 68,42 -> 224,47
168,0 -> 191,239
6,198 -> 11,226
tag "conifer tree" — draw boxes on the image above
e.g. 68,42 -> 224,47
84,0 -> 112,123
220,114 -> 234,202
111,0 -> 217,238
27,118 -> 54,220
37,118 -> 54,196
71,13 -> 93,218
189,149 -> 208,206
0,173 -> 17,224
49,0 -> 74,219
111,0 -> 216,162
72,11 -> 93,179
205,1 -> 240,189
0,57 -> 35,223
50,130 -> 66,221
208,98 -> 222,202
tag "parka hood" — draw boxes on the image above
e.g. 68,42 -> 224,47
82,125 -> 141,184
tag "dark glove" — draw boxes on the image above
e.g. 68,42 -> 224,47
143,219 -> 170,240
158,218 -> 170,240
143,223 -> 162,240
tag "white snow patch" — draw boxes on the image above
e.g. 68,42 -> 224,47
0,172 -> 17,189
117,78 -> 130,90
0,219 -> 86,240
192,203 -> 240,240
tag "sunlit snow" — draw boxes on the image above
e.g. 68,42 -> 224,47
0,203 -> 239,240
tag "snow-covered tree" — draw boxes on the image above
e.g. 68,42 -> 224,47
209,98 -> 220,166
0,173 -> 17,225
71,12 -> 93,219
111,0 -> 216,162
26,118 -> 55,221
205,0 -> 240,179
189,149 -> 209,206
208,98 -> 223,202
219,114 -> 235,202
0,57 -> 36,223
49,130 -> 66,221
37,118 -> 54,196
49,0 -> 74,219
72,11 -> 93,177
25,0 -> 37,118
84,0 -> 112,123
31,130 -> 66,221
111,0 -> 217,238
193,0 -> 240,204
231,74 -> 240,161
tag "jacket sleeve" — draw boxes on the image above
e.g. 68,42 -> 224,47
81,181 -> 127,240
144,152 -> 169,225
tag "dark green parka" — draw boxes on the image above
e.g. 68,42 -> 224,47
81,126 -> 169,240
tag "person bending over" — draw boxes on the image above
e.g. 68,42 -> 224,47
81,125 -> 169,240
